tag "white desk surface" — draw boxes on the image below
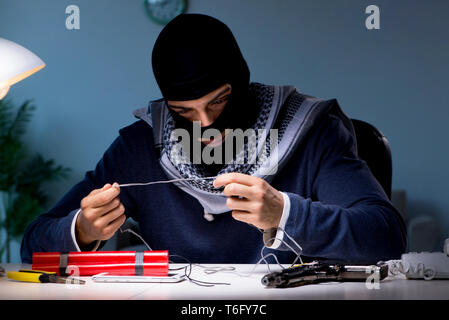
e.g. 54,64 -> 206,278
1,263 -> 448,300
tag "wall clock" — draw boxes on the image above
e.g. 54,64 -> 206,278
144,0 -> 187,26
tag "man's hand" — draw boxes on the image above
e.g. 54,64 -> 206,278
76,183 -> 126,248
213,173 -> 284,230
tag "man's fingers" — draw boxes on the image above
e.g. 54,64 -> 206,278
103,214 -> 127,238
97,203 -> 125,227
213,172 -> 261,188
223,183 -> 254,199
88,197 -> 121,217
83,184 -> 120,208
231,210 -> 253,224
231,210 -> 271,229
226,197 -> 253,212
89,183 -> 111,196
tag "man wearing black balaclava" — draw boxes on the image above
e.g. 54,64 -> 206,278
152,13 -> 258,174
21,14 -> 406,265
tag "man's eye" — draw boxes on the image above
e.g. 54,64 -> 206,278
211,95 -> 230,105
170,106 -> 190,115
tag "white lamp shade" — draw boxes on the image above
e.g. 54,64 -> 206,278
0,37 -> 45,99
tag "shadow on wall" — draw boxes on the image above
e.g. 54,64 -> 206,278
406,199 -> 445,252
368,190 -> 443,254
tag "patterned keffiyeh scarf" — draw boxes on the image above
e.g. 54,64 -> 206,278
161,83 -> 281,193
134,82 -> 354,214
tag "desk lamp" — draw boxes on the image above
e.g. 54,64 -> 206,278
0,37 -> 45,100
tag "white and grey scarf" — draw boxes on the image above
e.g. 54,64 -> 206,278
134,82 -> 354,214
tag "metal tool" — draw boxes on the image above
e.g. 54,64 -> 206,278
7,269 -> 85,284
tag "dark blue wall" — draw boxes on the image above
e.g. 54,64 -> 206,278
1,0 -> 448,261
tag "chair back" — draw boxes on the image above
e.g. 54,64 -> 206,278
351,119 -> 392,199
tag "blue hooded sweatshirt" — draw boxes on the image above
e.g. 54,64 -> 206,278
20,96 -> 407,264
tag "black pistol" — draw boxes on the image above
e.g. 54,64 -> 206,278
261,261 -> 389,288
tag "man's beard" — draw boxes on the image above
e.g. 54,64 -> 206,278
169,125 -> 239,175
167,93 -> 258,170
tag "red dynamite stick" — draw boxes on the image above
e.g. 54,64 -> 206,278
32,251 -> 169,276
33,250 -> 168,264
31,263 -> 168,276
32,251 -> 168,264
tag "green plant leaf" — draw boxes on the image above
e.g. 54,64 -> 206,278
0,99 -> 33,191
0,136 -> 26,191
0,99 -> 15,137
16,154 -> 71,204
7,100 -> 35,139
5,192 -> 43,239
0,99 -> 71,244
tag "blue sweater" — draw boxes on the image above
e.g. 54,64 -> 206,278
21,111 -> 407,264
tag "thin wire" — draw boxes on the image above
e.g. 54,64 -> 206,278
115,177 -> 305,285
194,227 -> 305,279
276,226 -> 304,265
194,265 -> 236,274
169,254 -> 231,287
115,175 -> 232,286
121,226 -> 304,285
116,176 -> 219,188
119,228 -> 153,251
120,228 -> 230,286
225,230 -> 304,278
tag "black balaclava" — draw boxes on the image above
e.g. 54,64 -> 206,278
152,13 -> 259,171
151,13 -> 258,134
